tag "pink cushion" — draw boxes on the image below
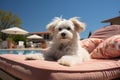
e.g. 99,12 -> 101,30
91,35 -> 120,59
90,25 -> 120,40
0,54 -> 120,80
80,38 -> 103,53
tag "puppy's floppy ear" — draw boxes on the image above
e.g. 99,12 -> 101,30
46,17 -> 61,34
70,17 -> 86,32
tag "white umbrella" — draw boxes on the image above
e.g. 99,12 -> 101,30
27,34 -> 43,39
1,27 -> 28,35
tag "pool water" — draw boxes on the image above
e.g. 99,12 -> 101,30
0,50 -> 41,55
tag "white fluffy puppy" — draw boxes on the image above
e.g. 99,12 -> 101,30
25,17 -> 90,66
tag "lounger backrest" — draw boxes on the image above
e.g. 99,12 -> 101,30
1,41 -> 8,48
18,41 -> 24,46
90,25 -> 120,40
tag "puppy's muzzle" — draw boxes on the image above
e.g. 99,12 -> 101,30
61,33 -> 66,37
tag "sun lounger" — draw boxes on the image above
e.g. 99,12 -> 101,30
0,54 -> 120,80
1,41 -> 8,49
17,41 -> 25,48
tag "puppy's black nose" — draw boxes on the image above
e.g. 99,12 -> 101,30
61,33 -> 66,37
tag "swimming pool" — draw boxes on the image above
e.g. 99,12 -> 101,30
0,50 -> 41,55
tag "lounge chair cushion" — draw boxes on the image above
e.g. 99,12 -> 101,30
90,25 -> 120,40
0,54 -> 120,80
80,38 -> 103,53
91,35 -> 120,59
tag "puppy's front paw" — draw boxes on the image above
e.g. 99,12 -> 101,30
58,56 -> 77,66
25,53 -> 44,60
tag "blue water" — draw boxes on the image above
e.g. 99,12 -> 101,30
0,50 -> 41,55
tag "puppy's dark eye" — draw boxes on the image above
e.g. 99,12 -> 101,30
67,27 -> 71,30
59,28 -> 62,31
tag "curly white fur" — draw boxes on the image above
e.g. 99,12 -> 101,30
25,17 -> 90,66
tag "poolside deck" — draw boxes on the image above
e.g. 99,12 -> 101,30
0,48 -> 43,50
